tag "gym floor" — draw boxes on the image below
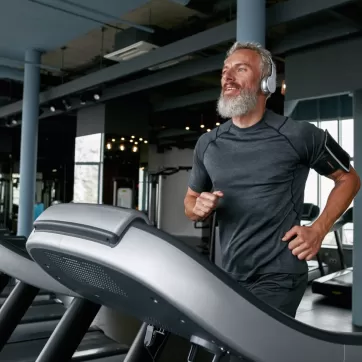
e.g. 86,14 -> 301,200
296,287 -> 362,333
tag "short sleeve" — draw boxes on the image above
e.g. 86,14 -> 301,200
279,118 -> 326,168
299,122 -> 327,168
188,138 -> 212,193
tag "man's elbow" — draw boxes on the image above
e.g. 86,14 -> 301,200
349,168 -> 361,195
355,173 -> 361,194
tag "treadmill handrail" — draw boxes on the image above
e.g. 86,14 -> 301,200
0,236 -> 30,260
28,213 -> 362,346
132,222 -> 362,345
150,166 -> 192,177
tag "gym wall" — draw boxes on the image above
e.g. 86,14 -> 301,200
285,37 -> 362,101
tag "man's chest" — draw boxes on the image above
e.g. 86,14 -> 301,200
203,134 -> 299,188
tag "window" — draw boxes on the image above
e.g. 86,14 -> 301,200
303,118 -> 354,245
73,165 -> 100,204
304,169 -> 318,206
341,118 -> 354,158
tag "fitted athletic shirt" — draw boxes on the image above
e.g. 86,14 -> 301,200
188,109 -> 328,281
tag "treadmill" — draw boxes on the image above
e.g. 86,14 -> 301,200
26,203 -> 362,362
312,207 -> 353,300
0,232 -> 130,361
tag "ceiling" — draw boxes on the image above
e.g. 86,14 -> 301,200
0,0 -> 152,63
1,0 -> 362,154
42,0 -> 203,74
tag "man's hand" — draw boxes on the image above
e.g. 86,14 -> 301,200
282,225 -> 325,261
192,191 -> 223,220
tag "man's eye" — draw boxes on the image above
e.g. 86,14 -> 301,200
238,67 -> 246,72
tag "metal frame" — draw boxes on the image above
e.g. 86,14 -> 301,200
0,282 -> 40,350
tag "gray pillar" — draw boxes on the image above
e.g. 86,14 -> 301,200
353,90 -> 362,326
237,0 -> 265,46
17,49 -> 41,237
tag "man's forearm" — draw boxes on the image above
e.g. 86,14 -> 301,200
312,170 -> 360,237
184,195 -> 199,221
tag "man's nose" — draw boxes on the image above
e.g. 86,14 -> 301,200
223,69 -> 235,81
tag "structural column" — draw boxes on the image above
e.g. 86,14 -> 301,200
237,0 -> 265,45
353,90 -> 362,326
17,49 -> 41,237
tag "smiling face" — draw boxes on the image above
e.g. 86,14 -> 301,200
217,48 -> 265,118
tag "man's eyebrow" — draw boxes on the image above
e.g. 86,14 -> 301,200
222,62 -> 251,71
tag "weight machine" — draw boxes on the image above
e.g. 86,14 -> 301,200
147,166 -> 191,228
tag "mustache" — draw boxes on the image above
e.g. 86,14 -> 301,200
223,83 -> 240,90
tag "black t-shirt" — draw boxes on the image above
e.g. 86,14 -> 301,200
188,109 -> 328,281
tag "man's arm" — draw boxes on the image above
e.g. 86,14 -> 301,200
184,187 -> 201,221
312,167 -> 360,237
281,121 -> 360,260
184,136 -> 213,221
284,167 -> 360,260
184,187 -> 223,221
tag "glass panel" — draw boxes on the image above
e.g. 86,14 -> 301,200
73,165 -> 100,203
341,118 -> 354,158
320,175 -> 334,213
320,120 -> 338,141
304,169 -> 318,205
343,222 -> 354,245
75,133 -> 102,163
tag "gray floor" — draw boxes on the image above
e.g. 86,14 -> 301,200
296,286 -> 362,333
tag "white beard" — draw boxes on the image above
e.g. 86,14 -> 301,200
217,88 -> 258,118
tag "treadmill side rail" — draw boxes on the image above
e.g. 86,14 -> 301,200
33,203 -> 150,246
26,204 -> 362,362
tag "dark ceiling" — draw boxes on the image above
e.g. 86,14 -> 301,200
1,0 -> 362,160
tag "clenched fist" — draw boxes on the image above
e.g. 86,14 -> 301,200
193,191 -> 223,220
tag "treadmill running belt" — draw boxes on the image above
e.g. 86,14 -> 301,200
8,320 -> 59,343
92,356 -> 126,362
0,331 -> 129,361
329,272 -> 353,285
20,303 -> 65,324
0,286 -> 52,298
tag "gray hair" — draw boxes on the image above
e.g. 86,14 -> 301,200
226,41 -> 273,80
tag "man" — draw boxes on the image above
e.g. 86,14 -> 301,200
184,41 -> 360,319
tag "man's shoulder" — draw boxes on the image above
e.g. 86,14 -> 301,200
264,109 -> 319,138
263,109 -> 289,131
195,120 -> 232,153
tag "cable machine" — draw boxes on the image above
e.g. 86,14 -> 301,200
147,167 -> 191,228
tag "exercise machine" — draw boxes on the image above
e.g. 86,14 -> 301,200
27,203 -> 362,362
312,207 -> 352,300
148,166 -> 191,228
113,177 -> 135,209
0,231 -> 130,361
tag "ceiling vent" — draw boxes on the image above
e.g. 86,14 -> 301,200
148,55 -> 194,71
104,27 -> 168,62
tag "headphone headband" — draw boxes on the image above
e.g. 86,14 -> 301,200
261,56 -> 276,95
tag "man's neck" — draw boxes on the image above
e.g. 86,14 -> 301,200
232,101 -> 266,129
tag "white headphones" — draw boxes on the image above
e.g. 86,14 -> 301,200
260,56 -> 276,95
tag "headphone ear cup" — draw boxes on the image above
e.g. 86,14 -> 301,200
260,77 -> 268,94
267,76 -> 276,94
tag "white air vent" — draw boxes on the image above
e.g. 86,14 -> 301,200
104,41 -> 159,62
